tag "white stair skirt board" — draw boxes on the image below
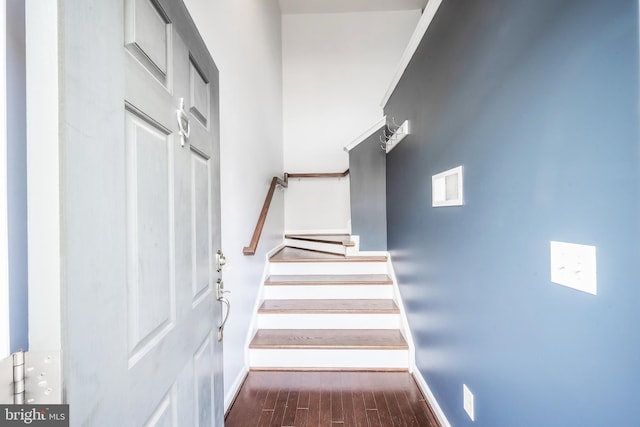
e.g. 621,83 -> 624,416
249,349 -> 409,369
257,313 -> 401,330
263,284 -> 394,300
412,367 -> 453,427
269,261 -> 388,276
386,257 -> 417,373
224,365 -> 249,414
283,238 -> 348,255
230,243 -> 285,413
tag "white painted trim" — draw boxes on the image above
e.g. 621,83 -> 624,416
224,364 -> 249,413
380,0 -> 444,107
343,117 -> 386,152
284,228 -> 351,236
249,348 -> 409,369
263,284 -> 393,300
390,251 -> 451,426
0,0 -> 10,360
432,165 -> 464,207
243,243 -> 285,367
229,243 -> 285,411
257,313 -> 402,330
25,0 -> 62,351
385,254 -> 415,371
269,260 -> 388,276
412,367 -> 452,427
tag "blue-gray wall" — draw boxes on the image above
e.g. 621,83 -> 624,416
384,1 -> 639,426
349,127 -> 387,250
6,0 -> 28,352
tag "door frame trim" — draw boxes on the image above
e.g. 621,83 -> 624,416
24,0 -> 63,354
0,0 -> 10,360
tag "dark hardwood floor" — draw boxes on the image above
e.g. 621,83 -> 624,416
225,370 -> 440,427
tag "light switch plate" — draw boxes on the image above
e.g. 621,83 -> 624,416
463,384 -> 475,421
550,241 -> 597,295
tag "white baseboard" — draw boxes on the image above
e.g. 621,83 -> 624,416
412,367 -> 451,427
224,364 -> 249,414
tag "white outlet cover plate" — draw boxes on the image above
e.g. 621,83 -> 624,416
463,384 -> 475,421
550,241 -> 597,295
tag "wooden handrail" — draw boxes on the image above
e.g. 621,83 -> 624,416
242,176 -> 286,256
285,169 -> 350,179
242,169 -> 349,256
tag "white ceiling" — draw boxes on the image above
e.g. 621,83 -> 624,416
279,0 -> 428,14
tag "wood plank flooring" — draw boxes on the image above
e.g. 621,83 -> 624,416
225,371 -> 440,427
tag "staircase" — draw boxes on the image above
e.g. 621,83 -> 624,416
248,235 -> 410,370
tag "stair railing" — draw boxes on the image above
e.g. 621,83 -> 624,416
242,169 -> 349,255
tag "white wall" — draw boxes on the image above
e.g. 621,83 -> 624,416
282,10 -> 421,233
183,0 -> 284,408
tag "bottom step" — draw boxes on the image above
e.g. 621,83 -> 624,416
249,329 -> 409,369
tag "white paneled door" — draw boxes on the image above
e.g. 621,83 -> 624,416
40,0 -> 224,424
122,0 -> 223,425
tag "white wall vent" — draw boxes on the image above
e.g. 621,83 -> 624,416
432,166 -> 463,207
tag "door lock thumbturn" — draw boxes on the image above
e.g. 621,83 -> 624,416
215,250 -> 227,272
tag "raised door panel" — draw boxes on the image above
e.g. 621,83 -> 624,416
189,59 -> 209,127
144,387 -> 177,427
191,149 -> 212,305
125,0 -> 171,85
193,333 -> 214,427
125,109 -> 176,368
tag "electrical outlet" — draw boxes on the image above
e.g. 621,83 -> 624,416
550,241 -> 597,295
463,384 -> 474,421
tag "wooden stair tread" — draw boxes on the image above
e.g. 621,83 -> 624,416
270,247 -> 387,263
285,234 -> 356,247
259,299 -> 399,314
265,274 -> 393,286
249,329 -> 408,349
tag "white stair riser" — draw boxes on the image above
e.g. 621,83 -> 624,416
257,313 -> 401,329
249,349 -> 409,369
263,285 -> 394,300
284,238 -> 347,255
345,246 -> 359,256
269,261 -> 388,276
